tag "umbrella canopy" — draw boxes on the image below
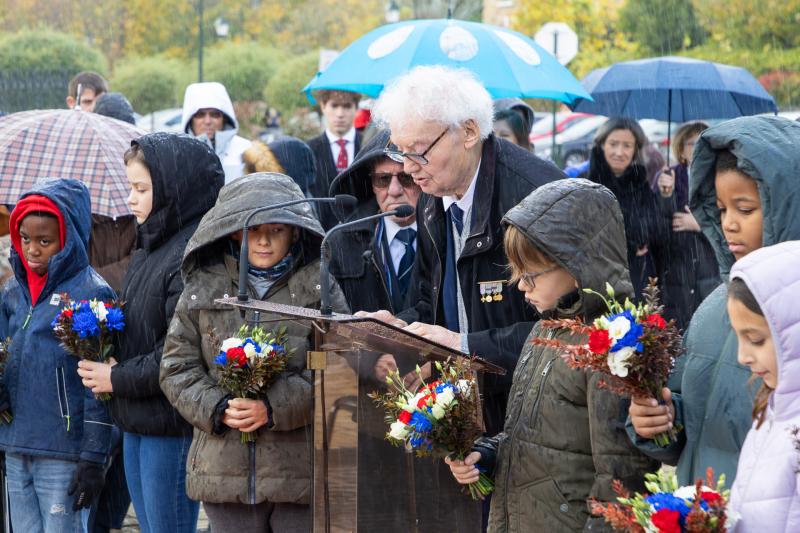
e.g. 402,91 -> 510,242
571,56 -> 777,120
0,109 -> 145,218
303,18 -> 591,105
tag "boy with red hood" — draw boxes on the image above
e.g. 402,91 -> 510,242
0,178 -> 115,532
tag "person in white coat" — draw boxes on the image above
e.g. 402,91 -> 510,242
181,82 -> 252,183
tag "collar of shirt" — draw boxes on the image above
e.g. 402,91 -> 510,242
326,127 -> 356,146
383,217 -> 418,244
442,159 -> 481,213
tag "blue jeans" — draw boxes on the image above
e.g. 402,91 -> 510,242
5,453 -> 89,533
123,433 -> 198,533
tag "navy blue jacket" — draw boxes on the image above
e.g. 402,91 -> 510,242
0,179 -> 115,464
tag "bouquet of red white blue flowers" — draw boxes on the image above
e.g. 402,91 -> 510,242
51,296 -> 125,400
213,324 -> 291,443
591,468 -> 729,533
530,279 -> 683,446
369,358 -> 493,500
0,338 -> 12,423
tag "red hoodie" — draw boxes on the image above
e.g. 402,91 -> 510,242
9,195 -> 66,305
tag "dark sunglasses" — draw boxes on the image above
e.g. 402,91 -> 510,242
371,171 -> 416,189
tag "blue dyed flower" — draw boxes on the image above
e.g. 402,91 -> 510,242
105,307 -> 125,332
71,307 -> 99,338
435,383 -> 456,394
214,352 -> 228,366
607,311 -> 643,353
409,411 -> 432,433
645,493 -> 692,520
409,434 -> 428,449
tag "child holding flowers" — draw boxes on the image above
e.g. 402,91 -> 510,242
0,179 -> 116,532
446,179 -> 658,531
725,241 -> 800,531
76,133 -> 224,533
628,116 -> 800,486
160,173 -> 348,532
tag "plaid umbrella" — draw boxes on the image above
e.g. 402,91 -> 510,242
0,109 -> 145,218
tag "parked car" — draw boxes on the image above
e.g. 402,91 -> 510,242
135,107 -> 183,133
529,112 -> 595,145
535,115 -> 607,168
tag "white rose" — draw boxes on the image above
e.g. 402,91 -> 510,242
221,337 -> 244,352
243,343 -> 257,360
91,300 -> 108,322
435,388 -> 456,408
607,316 -> 631,341
389,421 -> 410,440
607,346 -> 635,377
431,405 -> 446,420
673,485 -> 714,500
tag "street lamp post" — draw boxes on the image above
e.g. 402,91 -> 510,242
197,0 -> 204,82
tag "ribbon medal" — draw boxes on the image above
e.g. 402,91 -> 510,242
478,280 -> 505,303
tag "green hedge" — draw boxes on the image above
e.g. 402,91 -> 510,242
112,56 -> 187,115
262,51 -> 319,116
203,42 -> 285,102
0,29 -> 106,72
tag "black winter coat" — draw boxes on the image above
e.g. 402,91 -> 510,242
579,146 -> 669,299
655,163 -> 720,332
109,133 -> 224,436
398,135 -> 564,435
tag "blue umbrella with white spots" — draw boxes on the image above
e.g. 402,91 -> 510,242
303,19 -> 591,105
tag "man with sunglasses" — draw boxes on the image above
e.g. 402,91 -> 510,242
327,129 -> 421,318
181,82 -> 252,183
361,66 -> 566,440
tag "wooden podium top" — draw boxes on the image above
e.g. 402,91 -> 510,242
214,297 -> 506,375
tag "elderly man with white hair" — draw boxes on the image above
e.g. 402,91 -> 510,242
360,66 -> 565,436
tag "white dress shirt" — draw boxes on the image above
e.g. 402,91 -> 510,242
326,127 -> 356,167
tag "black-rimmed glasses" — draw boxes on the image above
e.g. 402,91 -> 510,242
384,127 -> 449,166
518,266 -> 559,288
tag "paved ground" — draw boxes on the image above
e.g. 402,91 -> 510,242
116,504 -> 209,532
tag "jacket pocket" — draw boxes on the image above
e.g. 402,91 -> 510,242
527,357 -> 557,428
517,477 -> 583,531
55,366 -> 72,432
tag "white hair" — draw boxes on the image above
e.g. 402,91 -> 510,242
372,66 -> 494,139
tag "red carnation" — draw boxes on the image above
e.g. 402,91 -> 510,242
700,491 -> 722,505
588,329 -> 612,354
398,410 -> 412,424
651,509 -> 681,533
63,309 -> 73,318
417,394 -> 431,408
227,347 -> 248,367
645,313 -> 667,329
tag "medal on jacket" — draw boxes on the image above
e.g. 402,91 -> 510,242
478,280 -> 504,303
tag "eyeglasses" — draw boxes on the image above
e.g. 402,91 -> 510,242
384,127 -> 449,166
371,172 -> 416,189
518,266 -> 559,288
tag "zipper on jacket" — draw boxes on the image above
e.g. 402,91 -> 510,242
21,305 -> 33,329
56,367 -> 72,432
503,328 -> 555,527
423,218 -> 444,325
370,254 -> 394,313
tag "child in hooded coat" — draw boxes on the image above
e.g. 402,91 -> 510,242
0,178 -> 115,533
726,241 -> 800,532
160,173 -> 349,532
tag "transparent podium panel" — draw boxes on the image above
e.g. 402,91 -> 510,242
212,299 -> 503,533
313,348 -> 483,533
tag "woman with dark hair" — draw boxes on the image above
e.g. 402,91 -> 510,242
578,117 -> 668,299
654,121 -> 720,331
493,109 -> 533,151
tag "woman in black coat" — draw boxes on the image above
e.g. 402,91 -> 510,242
578,117 -> 669,300
78,133 -> 224,533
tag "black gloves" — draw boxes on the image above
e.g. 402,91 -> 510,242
67,460 -> 106,511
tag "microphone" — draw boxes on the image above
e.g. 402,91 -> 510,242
237,195 -> 357,303
319,204 -> 415,315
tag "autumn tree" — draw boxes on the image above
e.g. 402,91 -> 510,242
620,0 -> 706,54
